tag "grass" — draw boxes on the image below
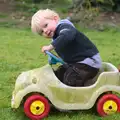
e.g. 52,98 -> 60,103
0,12 -> 8,18
0,26 -> 120,120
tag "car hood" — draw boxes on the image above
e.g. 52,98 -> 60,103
14,64 -> 60,93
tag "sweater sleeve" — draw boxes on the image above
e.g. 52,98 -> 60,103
51,23 -> 76,51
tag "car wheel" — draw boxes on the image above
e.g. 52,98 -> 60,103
97,94 -> 120,116
24,94 -> 50,120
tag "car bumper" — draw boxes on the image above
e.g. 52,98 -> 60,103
11,91 -> 21,109
11,92 -> 16,108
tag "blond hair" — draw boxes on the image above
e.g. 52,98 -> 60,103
31,9 -> 60,35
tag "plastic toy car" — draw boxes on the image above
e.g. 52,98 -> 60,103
11,51 -> 120,120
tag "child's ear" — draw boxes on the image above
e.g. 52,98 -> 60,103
53,16 -> 59,21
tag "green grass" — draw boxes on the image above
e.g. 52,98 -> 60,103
0,13 -> 8,18
0,27 -> 120,120
0,21 -> 19,28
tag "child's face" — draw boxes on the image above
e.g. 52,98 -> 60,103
39,16 -> 59,38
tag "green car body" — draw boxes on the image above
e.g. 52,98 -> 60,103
11,62 -> 120,110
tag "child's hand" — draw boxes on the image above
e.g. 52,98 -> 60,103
41,44 -> 54,54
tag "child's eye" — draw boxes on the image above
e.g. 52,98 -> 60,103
44,24 -> 48,27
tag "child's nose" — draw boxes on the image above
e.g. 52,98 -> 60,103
43,28 -> 47,34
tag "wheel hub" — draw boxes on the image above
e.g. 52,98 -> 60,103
30,100 -> 45,115
103,100 -> 118,115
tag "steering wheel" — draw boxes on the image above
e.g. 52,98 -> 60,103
45,51 -> 65,65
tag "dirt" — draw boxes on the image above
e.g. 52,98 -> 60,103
0,1 -> 120,29
0,0 -> 30,28
0,1 -> 14,13
94,12 -> 120,28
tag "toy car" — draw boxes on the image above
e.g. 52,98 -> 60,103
11,51 -> 120,120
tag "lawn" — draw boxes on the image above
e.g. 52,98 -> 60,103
0,27 -> 120,120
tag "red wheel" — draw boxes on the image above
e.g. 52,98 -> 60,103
97,94 -> 120,117
24,94 -> 50,120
